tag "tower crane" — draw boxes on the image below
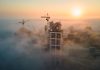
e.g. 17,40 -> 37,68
18,19 -> 29,26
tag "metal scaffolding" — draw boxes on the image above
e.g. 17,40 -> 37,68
41,14 -> 63,50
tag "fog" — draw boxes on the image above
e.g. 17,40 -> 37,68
0,18 -> 100,70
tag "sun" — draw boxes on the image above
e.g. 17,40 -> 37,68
72,7 -> 81,17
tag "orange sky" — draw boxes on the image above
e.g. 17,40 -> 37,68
0,0 -> 100,19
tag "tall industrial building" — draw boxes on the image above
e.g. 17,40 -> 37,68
41,14 -> 63,50
48,21 -> 63,50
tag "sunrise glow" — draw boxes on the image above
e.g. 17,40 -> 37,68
72,7 -> 82,17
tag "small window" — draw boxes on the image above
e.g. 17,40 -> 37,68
51,33 -> 55,38
57,33 -> 61,38
56,39 -> 60,45
56,46 -> 60,49
51,39 -> 55,45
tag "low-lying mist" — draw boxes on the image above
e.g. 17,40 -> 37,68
0,19 -> 100,70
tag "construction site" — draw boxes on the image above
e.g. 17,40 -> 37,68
0,0 -> 100,70
41,13 -> 63,50
0,13 -> 99,70
15,13 -> 100,57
